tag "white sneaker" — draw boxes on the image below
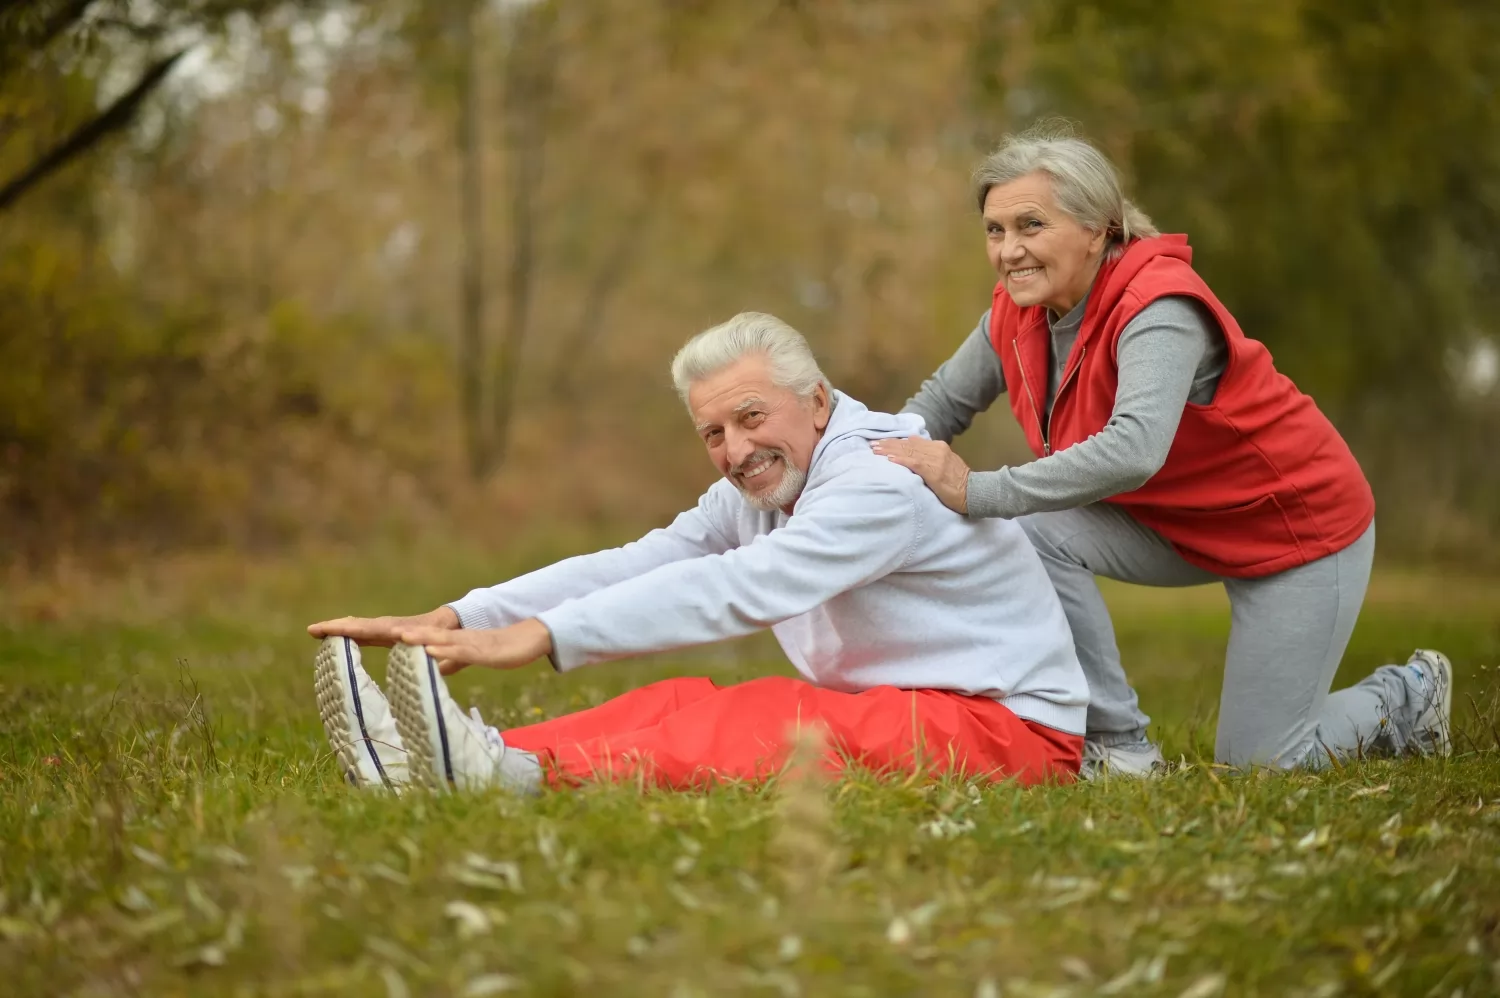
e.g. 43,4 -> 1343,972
1079,739 -> 1165,781
1406,649 -> 1453,757
313,636 -> 408,789
384,642 -> 542,794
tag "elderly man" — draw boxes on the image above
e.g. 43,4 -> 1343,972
308,313 -> 1087,793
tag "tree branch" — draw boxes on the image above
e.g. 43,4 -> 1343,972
37,0 -> 99,49
93,16 -> 172,42
0,47 -> 187,213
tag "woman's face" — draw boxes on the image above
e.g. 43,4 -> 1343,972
983,172 -> 1108,316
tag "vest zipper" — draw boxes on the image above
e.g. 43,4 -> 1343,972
1014,340 -> 1088,457
1012,339 -> 1051,456
1053,345 -> 1087,422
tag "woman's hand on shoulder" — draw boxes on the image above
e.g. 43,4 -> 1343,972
870,436 -> 972,515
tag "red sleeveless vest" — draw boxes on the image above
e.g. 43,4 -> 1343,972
990,234 -> 1375,578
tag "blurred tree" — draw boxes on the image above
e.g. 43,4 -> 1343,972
489,0 -> 556,470
977,0 -> 1500,422
3,0 -> 1495,567
973,0 -> 1500,556
0,0 -> 328,213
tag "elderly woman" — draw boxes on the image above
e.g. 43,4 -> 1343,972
873,125 -> 1452,776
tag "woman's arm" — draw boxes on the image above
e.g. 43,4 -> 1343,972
964,296 -> 1219,518
900,311 -> 1006,443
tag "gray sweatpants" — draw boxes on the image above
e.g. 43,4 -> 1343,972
1019,506 -> 1421,768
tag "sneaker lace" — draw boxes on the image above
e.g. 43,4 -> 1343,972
469,706 -> 507,754
1082,740 -> 1110,764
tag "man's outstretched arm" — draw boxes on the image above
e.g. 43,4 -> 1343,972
536,472 -> 920,669
400,471 -> 921,673
308,484 -> 738,643
443,483 -> 739,629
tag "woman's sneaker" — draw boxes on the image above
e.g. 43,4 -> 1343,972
1406,649 -> 1453,756
313,636 -> 408,789
1079,739 -> 1165,781
384,643 -> 542,795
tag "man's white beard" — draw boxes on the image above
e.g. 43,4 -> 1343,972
732,448 -> 808,512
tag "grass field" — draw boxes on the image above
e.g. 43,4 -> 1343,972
2,541 -> 1499,997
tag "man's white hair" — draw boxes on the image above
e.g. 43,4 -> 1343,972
670,312 -> 832,406
972,120 -> 1160,262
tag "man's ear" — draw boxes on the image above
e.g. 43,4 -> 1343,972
812,384 -> 832,431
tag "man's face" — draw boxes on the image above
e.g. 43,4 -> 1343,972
688,354 -> 831,512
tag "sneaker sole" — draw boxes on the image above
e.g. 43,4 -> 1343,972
387,642 -> 454,791
1414,649 -> 1453,757
313,636 -> 392,789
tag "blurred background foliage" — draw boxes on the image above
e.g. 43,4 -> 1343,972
1,0 -> 1496,572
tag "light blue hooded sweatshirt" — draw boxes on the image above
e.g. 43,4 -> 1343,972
448,392 -> 1087,734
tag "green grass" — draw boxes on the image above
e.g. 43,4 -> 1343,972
2,542 -> 1499,997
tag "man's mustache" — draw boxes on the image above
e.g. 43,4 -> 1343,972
729,449 -> 786,478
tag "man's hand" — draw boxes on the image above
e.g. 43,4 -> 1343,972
308,606 -> 460,646
399,618 -> 553,676
870,436 -> 972,514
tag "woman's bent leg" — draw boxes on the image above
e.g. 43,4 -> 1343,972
1217,524 -> 1406,767
1019,506 -> 1216,744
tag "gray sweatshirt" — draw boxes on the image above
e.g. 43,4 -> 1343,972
448,392 -> 1088,734
902,295 -> 1227,519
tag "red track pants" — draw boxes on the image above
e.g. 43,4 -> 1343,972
502,675 -> 1083,790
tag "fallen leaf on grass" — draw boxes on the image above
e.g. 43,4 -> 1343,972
462,973 -> 521,996
668,883 -> 701,910
1098,958 -> 1150,994
1369,953 -> 1404,988
185,879 -> 222,921
174,911 -> 244,969
367,863 -> 411,886
379,965 -> 410,998
448,854 -> 523,893
175,943 -> 226,969
921,815 -> 977,839
125,908 -> 185,939
202,844 -> 250,868
1419,867 -> 1457,904
1177,973 -> 1226,998
116,885 -> 153,913
1039,878 -> 1100,910
444,901 -> 492,939
130,845 -> 171,871
1295,827 -> 1330,852
1348,784 -> 1390,800
281,865 -> 317,891
1059,956 -> 1093,980
366,936 -> 427,972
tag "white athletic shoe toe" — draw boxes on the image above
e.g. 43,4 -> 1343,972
313,636 -> 408,789
1407,649 -> 1453,757
1079,739 -> 1165,781
384,642 -> 541,795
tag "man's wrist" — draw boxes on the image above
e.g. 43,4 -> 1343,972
429,606 -> 461,629
520,617 -> 553,658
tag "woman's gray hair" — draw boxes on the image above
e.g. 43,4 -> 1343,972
671,312 -> 831,406
972,120 -> 1159,261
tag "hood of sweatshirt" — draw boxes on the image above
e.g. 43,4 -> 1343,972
802,392 -> 927,488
